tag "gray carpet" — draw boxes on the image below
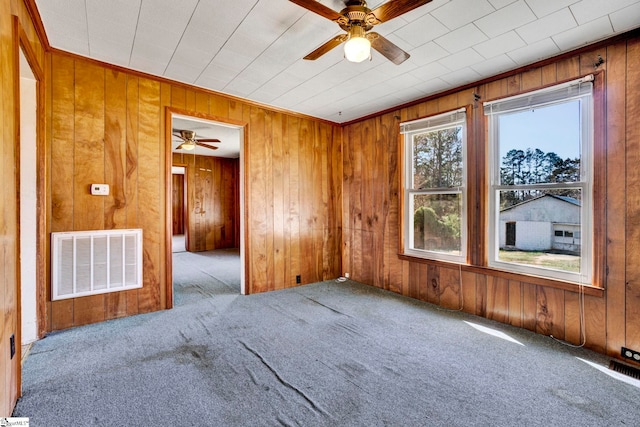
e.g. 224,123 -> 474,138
13,251 -> 640,426
172,248 -> 241,306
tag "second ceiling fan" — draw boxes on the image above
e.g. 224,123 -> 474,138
290,0 -> 433,65
173,129 -> 221,151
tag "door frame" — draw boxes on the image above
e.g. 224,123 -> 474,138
164,107 -> 249,307
13,16 -> 47,394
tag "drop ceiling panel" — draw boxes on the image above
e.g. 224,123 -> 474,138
570,0 -> 638,25
475,0 -> 537,38
35,0 -> 640,123
472,31 -> 526,59
515,8 -> 577,44
610,3 -> 640,32
524,0 -> 577,18
393,13 -> 450,48
552,16 -> 614,51
434,24 -> 489,54
471,53 -> 517,76
507,37 -> 560,64
431,0 -> 496,30
439,48 -> 485,70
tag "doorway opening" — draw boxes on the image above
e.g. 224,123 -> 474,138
171,165 -> 186,253
166,109 -> 246,308
19,48 -> 38,347
506,222 -> 516,247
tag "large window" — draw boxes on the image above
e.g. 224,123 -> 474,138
485,77 -> 593,283
401,108 -> 467,263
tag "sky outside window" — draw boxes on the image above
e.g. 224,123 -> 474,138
498,101 -> 581,161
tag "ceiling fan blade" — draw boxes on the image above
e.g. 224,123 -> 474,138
368,32 -> 410,65
196,138 -> 221,143
304,34 -> 348,60
195,142 -> 219,150
288,0 -> 343,21
173,133 -> 186,140
370,0 -> 433,23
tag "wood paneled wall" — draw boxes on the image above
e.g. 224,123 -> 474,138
172,153 -> 240,251
45,51 -> 342,330
342,34 -> 640,359
1,0 -> 46,415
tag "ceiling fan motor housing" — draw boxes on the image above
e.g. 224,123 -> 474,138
338,2 -> 376,31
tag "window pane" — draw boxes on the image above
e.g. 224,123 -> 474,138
413,126 -> 463,189
412,193 -> 461,254
497,189 -> 581,273
498,101 -> 581,185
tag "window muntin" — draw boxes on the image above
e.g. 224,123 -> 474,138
485,78 -> 593,283
402,109 -> 467,263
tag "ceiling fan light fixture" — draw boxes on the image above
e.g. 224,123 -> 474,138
179,142 -> 195,151
344,26 -> 370,63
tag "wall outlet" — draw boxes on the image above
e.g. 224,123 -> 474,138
90,183 -> 110,196
621,347 -> 640,362
296,275 -> 301,284
344,272 -> 349,278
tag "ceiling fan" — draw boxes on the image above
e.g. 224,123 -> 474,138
290,0 -> 432,64
173,129 -> 220,151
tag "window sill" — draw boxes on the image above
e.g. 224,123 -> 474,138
397,253 -> 604,297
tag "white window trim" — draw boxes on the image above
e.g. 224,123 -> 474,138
485,77 -> 593,284
402,108 -> 467,263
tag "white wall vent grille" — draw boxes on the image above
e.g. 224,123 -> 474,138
52,229 -> 143,300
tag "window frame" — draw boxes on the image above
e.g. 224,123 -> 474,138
401,108 -> 468,264
485,77 -> 594,284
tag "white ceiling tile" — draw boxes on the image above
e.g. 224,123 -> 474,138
384,72 -> 425,91
439,67 -> 482,86
471,53 -> 517,76
128,56 -> 170,77
475,0 -> 537,38
507,37 -> 559,64
524,0 -> 578,18
130,38 -> 174,66
164,62 -> 203,84
570,0 -> 639,25
473,31 -> 526,59
409,62 -> 451,81
370,58 -> 419,79
210,47 -> 254,75
408,41 -> 450,66
86,0 -> 140,28
434,24 -> 489,53
431,0 -> 495,30
552,16 -> 614,51
224,78 -> 263,98
137,0 -> 198,31
413,78 -> 450,95
51,35 -> 91,57
393,13 -> 450,48
38,11 -> 88,42
36,0 -> 86,23
610,2 -> 640,32
193,75 -> 229,93
488,0 -> 518,9
516,8 -> 577,44
87,39 -> 132,66
132,21 -> 183,53
439,48 -> 485,70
